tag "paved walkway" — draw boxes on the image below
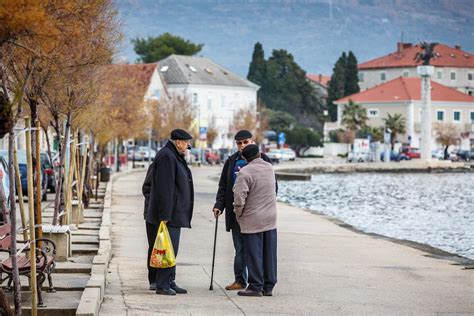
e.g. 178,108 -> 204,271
100,166 -> 473,315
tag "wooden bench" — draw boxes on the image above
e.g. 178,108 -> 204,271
0,223 -> 57,307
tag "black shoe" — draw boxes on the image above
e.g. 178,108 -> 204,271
171,285 -> 188,294
237,289 -> 262,297
156,288 -> 176,296
262,290 -> 273,296
149,283 -> 156,291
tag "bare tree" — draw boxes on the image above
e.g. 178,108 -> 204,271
434,122 -> 460,160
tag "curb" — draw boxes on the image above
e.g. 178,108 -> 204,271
76,168 -> 144,316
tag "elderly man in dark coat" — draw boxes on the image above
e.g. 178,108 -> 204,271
143,128 -> 194,296
212,130 -> 276,291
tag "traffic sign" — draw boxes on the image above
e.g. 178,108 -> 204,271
199,127 -> 207,140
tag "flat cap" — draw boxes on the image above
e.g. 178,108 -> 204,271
235,130 -> 253,140
171,128 -> 193,140
241,144 -> 260,161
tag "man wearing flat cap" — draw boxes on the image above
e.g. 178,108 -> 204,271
212,130 -> 276,291
143,128 -> 194,295
233,144 -> 277,297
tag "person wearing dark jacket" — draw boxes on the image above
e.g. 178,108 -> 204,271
212,130 -> 276,291
143,128 -> 194,296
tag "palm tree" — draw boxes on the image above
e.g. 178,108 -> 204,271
341,99 -> 368,131
383,113 -> 406,149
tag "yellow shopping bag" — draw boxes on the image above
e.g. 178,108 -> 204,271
150,221 -> 176,268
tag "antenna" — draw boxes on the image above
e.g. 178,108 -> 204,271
401,31 -> 404,43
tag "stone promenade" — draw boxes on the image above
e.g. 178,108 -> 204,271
99,166 -> 473,315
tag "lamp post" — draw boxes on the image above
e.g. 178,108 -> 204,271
145,96 -> 158,167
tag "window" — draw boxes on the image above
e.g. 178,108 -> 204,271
402,70 -> 409,77
192,93 -> 198,105
207,98 -> 212,110
453,111 -> 461,122
160,66 -> 169,73
221,95 -> 226,108
470,111 -> 474,123
368,109 -> 379,117
358,73 -> 364,82
380,72 -> 386,81
186,64 -> 197,72
436,110 -> 445,122
437,71 -> 443,80
450,71 -> 456,80
469,73 -> 473,81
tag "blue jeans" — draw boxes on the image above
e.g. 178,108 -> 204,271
231,222 -> 248,286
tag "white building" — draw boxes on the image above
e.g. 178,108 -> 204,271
335,77 -> 474,150
156,55 -> 259,149
358,43 -> 474,96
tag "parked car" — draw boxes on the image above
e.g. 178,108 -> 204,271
218,148 -> 231,162
0,150 -> 48,201
204,149 -> 220,165
400,146 -> 420,159
348,152 -> 370,163
380,151 -> 410,162
265,149 -> 282,164
456,149 -> 474,161
0,156 -> 10,212
134,146 -> 157,161
280,148 -> 296,161
41,152 -> 56,192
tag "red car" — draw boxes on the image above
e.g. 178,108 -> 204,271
400,146 -> 420,159
204,149 -> 220,165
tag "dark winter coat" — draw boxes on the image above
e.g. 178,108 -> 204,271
213,151 -> 277,232
143,141 -> 194,228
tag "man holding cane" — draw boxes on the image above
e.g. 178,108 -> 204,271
212,130 -> 274,291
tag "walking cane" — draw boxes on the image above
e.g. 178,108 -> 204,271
209,215 -> 218,290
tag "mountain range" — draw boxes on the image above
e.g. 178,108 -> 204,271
115,0 -> 474,77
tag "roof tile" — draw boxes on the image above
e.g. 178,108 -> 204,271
336,77 -> 474,103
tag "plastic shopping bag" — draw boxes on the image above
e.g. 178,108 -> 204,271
150,221 -> 176,268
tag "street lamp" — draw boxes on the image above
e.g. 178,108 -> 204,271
145,96 -> 159,167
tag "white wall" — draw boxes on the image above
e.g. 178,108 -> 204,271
359,67 -> 474,95
324,143 -> 349,156
166,84 -> 258,148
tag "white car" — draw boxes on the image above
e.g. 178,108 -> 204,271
136,146 -> 157,161
280,148 -> 296,161
265,150 -> 282,163
348,152 -> 370,163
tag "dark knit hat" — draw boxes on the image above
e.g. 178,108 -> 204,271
234,130 -> 253,140
170,128 -> 192,140
241,144 -> 260,161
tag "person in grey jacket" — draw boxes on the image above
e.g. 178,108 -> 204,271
233,144 -> 277,297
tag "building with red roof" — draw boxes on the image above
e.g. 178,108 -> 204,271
335,77 -> 474,149
358,43 -> 474,96
307,73 -> 331,105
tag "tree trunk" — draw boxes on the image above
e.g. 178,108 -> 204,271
52,116 -> 70,225
444,145 -> 449,160
8,132 -> 21,315
0,288 -> 13,316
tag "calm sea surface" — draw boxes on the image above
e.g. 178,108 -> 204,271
278,173 -> 474,260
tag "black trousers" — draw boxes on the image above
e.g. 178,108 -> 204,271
243,229 -> 277,292
146,222 -> 181,289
